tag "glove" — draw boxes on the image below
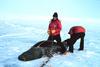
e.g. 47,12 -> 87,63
47,30 -> 56,35
51,30 -> 56,34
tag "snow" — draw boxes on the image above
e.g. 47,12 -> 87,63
0,20 -> 100,67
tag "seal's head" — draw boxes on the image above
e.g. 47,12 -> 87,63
18,48 -> 43,61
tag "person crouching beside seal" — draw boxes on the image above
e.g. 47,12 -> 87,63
64,26 -> 86,53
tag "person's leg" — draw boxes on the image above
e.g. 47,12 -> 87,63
78,33 -> 85,50
69,44 -> 74,53
67,34 -> 79,53
47,35 -> 54,41
55,35 -> 61,42
67,38 -> 75,53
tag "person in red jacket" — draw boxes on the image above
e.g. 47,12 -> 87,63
47,12 -> 62,43
47,12 -> 66,53
64,26 -> 85,53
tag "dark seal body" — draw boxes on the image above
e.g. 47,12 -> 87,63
18,40 -> 65,61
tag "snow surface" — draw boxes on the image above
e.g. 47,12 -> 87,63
0,20 -> 100,67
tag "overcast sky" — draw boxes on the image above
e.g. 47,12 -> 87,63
0,0 -> 100,21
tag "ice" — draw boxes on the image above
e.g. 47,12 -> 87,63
0,20 -> 100,67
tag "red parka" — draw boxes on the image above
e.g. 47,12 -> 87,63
68,26 -> 85,35
48,19 -> 62,36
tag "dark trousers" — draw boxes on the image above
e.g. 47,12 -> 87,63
48,35 -> 66,53
66,33 -> 85,53
47,34 -> 61,43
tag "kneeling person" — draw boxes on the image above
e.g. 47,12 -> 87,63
64,26 -> 85,53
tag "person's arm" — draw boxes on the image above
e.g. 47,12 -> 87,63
47,21 -> 52,35
68,27 -> 73,34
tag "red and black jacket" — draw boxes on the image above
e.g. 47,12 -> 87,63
68,26 -> 85,35
48,19 -> 62,36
